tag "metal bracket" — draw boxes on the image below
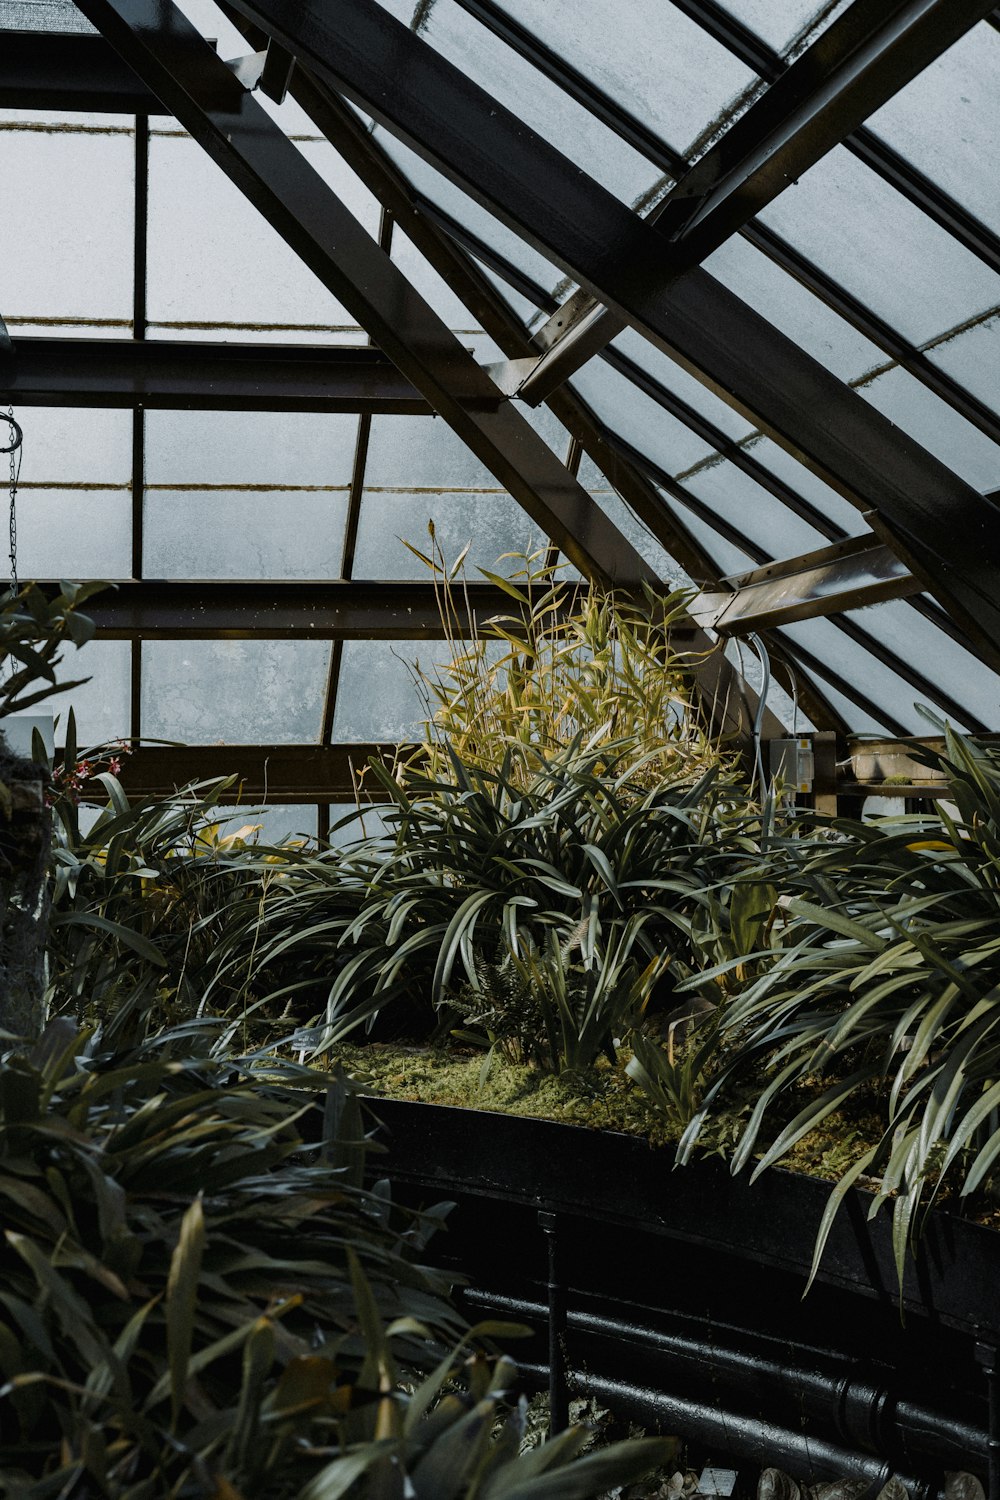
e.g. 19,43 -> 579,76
975,1340 -> 1000,1500
0,313 -> 11,359
538,1210 -> 568,1434
225,38 -> 295,102
483,295 -> 618,406
688,532 -> 919,635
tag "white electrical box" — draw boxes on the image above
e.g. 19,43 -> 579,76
768,735 -> 814,793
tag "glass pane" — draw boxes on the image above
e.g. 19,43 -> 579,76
669,507 -> 757,581
17,407 -> 131,484
0,0 -> 95,32
363,413 -> 501,490
145,410 -> 360,487
793,672 -> 890,736
19,491 -> 131,579
147,130 -> 377,339
333,638 -> 464,741
392,229 -> 482,331
705,235 -> 884,383
490,0 -> 759,164
142,640 -> 330,743
143,493 -> 349,580
868,24 -> 1000,239
841,601 -> 1000,731
352,493 -> 546,579
609,327 -> 758,444
858,366 -> 1000,492
758,145 -> 1000,346
928,317 -> 1000,420
215,803 -> 319,845
0,105 -> 132,129
0,122 -> 133,326
55,639 -> 131,748
387,0 -> 661,209
578,458 -> 691,588
374,131 -> 564,300
682,458 -> 834,560
568,360 -> 715,476
712,1 -> 852,58
744,439 -> 867,536
778,617 -> 946,734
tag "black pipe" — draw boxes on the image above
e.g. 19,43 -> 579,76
464,1288 -> 984,1474
511,1357 -> 931,1499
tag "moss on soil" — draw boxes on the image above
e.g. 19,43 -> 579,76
330,1041 -> 884,1182
333,1043 -> 676,1144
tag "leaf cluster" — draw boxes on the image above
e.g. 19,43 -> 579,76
0,1020 -> 671,1499
399,545 -> 732,794
674,729 -> 1000,1278
46,719 -> 293,1045
0,581 -> 104,725
238,745 -> 760,1075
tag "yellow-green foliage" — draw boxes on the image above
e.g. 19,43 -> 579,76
397,542 -> 734,791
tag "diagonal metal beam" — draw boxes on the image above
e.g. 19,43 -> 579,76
292,68 -> 993,742
689,535 -> 920,635
75,0 -> 655,593
652,0 -> 995,265
0,337 -> 444,413
671,0 -> 1000,281
269,71 -> 819,741
219,0 -> 1000,674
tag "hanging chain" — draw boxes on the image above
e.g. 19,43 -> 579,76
3,405 -> 21,595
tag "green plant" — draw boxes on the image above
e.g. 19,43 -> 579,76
0,1020 -> 674,1499
0,580 -> 103,728
401,542 -> 732,792
0,1019 -> 463,1494
677,729 -> 1000,1281
239,744 -> 760,1071
46,714 -> 299,1042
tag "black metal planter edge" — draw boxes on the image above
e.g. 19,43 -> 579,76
362,1096 -> 1000,1494
363,1095 -> 1000,1344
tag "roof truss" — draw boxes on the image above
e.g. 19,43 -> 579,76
215,0 -> 1000,673
74,0 -> 656,593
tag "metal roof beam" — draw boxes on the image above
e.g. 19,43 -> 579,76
671,0 -> 1000,280
510,0 -> 995,402
655,0 -> 994,266
690,534 -> 920,635
75,576 -> 787,713
73,0 -> 656,591
0,31 -> 168,113
401,0 -> 1000,454
42,579 -> 589,640
89,742 -> 403,802
219,0 -> 1000,670
0,338 -> 442,413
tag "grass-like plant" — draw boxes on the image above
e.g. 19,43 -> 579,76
676,728 -> 1000,1280
238,742 -> 761,1072
0,1019 -> 673,1498
0,1019 -> 460,1493
46,713 -> 288,1045
399,541 -> 733,792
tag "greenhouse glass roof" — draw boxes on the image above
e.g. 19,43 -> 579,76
2,0 -> 1000,831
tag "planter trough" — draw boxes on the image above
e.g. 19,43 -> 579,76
365,1097 -> 1000,1497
